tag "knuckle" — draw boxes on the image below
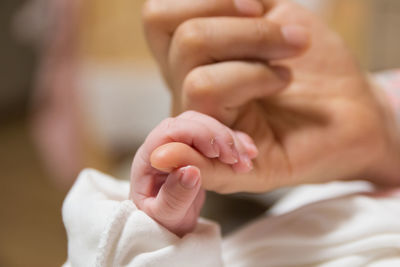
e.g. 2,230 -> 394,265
142,0 -> 164,26
218,127 -> 235,144
152,204 -> 175,222
160,117 -> 176,132
253,19 -> 271,45
164,190 -> 187,212
183,68 -> 215,102
224,133 -> 235,147
174,20 -> 207,54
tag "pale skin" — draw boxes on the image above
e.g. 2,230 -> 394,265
130,111 -> 258,236
142,0 -> 400,193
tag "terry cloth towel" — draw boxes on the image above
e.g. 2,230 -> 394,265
63,169 -> 400,267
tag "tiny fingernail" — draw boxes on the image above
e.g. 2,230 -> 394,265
180,167 -> 199,189
248,144 -> 259,158
234,0 -> 264,16
211,138 -> 220,158
232,155 -> 239,164
281,25 -> 310,47
241,154 -> 253,170
229,142 -> 239,163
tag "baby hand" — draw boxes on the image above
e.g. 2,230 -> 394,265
130,111 -> 258,236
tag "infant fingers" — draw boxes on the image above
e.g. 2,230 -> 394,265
178,111 -> 256,166
144,111 -> 254,165
145,166 -> 202,236
150,142 -> 259,193
131,111 -> 257,201
143,117 -> 221,160
234,131 -> 259,159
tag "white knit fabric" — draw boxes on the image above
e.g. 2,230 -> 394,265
63,169 -> 400,267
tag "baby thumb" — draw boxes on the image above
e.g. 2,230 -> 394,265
150,166 -> 201,226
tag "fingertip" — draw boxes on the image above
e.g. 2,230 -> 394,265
247,146 -> 259,159
150,142 -> 208,173
150,144 -> 176,172
242,139 -> 259,159
234,131 -> 259,159
179,166 -> 201,190
233,154 -> 254,173
215,138 -> 240,165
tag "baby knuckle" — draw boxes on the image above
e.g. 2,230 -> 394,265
224,134 -> 236,149
160,117 -> 177,132
164,191 -> 187,211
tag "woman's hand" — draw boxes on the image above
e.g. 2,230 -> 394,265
142,0 -> 400,193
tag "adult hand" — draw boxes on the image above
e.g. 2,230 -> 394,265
142,0 -> 400,193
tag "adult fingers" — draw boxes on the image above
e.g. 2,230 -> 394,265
143,0 -> 266,67
181,61 -> 291,125
169,17 -> 309,87
143,0 -> 265,31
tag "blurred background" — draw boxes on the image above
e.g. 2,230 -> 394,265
1,0 -> 400,266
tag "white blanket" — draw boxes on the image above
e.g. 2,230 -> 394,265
62,169 -> 400,267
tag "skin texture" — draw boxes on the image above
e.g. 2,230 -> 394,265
142,0 -> 400,193
130,111 -> 258,236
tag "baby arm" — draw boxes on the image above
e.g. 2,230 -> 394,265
130,111 -> 258,236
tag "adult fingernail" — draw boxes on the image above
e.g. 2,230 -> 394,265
234,0 -> 264,16
282,25 -> 310,47
180,167 -> 200,189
